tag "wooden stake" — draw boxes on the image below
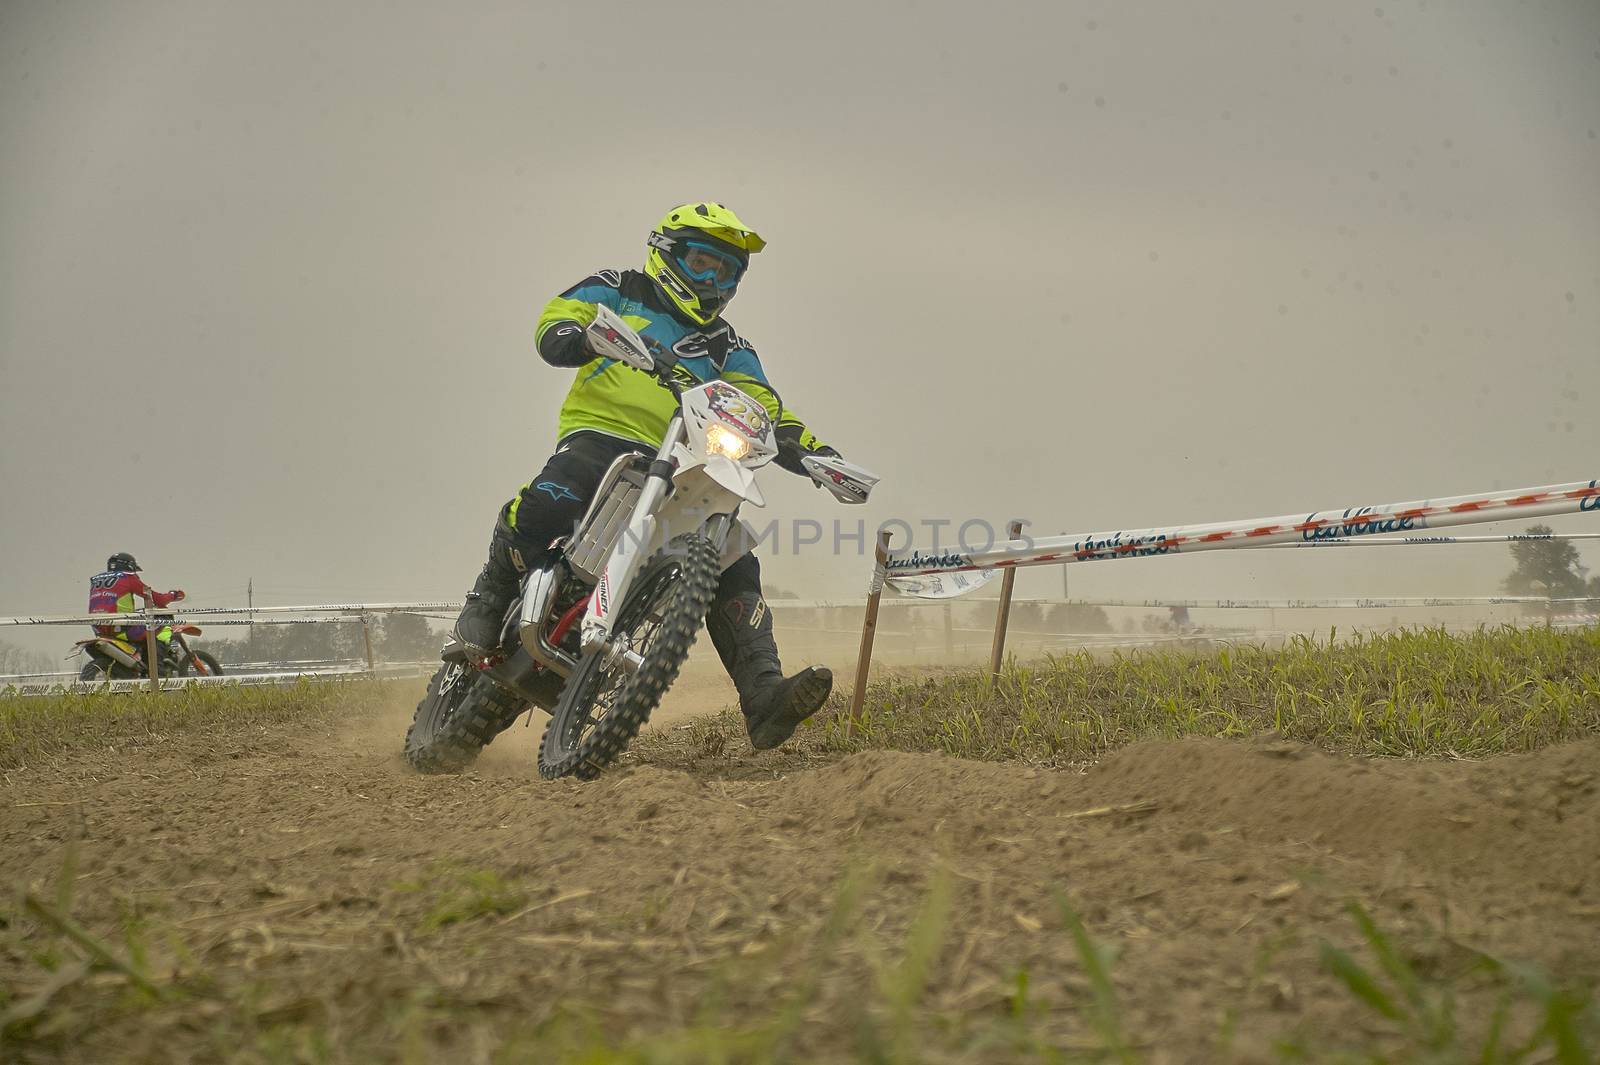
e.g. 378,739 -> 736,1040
845,530 -> 892,737
988,520 -> 1023,684
146,625 -> 160,693
362,614 -> 377,674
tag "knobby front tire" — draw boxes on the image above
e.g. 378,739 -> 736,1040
538,534 -> 720,781
177,650 -> 224,677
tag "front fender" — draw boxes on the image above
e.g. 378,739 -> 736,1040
671,446 -> 766,509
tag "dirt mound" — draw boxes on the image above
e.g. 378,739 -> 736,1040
3,683 -> 1597,1063
1089,736 -> 1600,897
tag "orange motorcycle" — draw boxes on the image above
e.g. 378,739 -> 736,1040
75,612 -> 223,681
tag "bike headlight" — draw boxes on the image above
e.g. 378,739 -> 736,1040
705,423 -> 751,461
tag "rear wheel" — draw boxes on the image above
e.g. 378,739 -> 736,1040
404,660 -> 527,773
79,658 -> 136,681
539,534 -> 719,781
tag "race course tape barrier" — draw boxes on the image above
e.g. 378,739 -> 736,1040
0,602 -> 458,628
1271,532 -> 1600,548
0,602 -> 458,696
1061,596 -> 1597,610
883,478 -> 1600,581
846,476 -> 1599,728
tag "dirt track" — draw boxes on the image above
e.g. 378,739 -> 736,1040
4,658 -> 1599,1063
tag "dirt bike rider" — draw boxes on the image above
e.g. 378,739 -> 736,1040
87,552 -> 186,665
454,202 -> 843,750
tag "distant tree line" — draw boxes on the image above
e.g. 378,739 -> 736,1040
1503,525 -> 1600,608
202,612 -> 442,665
0,641 -> 56,675
849,600 -> 1113,634
997,601 -> 1113,632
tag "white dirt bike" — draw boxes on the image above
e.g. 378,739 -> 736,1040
404,304 -> 878,780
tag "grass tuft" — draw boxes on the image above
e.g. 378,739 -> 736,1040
1309,900 -> 1598,1063
820,625 -> 1600,763
0,680 -> 406,768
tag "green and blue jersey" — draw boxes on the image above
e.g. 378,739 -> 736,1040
535,269 -> 827,471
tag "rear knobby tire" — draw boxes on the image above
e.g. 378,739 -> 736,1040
538,534 -> 720,781
404,660 -> 527,773
79,658 -> 139,681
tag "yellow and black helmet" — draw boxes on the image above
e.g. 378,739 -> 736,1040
645,202 -> 765,325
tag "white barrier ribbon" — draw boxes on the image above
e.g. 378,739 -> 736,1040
868,558 -> 889,595
886,569 -> 1000,600
1064,596 -> 1586,610
1272,532 -> 1600,548
0,602 -> 458,627
884,479 -> 1600,578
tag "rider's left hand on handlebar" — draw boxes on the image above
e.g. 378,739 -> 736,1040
585,304 -> 655,372
807,447 -> 840,485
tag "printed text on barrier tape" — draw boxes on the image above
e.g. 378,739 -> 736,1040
1,616 -> 411,627
1273,532 -> 1600,548
0,603 -> 459,626
884,478 -> 1600,577
1054,597 -> 1589,610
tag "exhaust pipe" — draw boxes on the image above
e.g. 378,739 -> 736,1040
90,639 -> 142,669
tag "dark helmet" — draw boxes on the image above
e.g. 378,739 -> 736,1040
107,552 -> 141,573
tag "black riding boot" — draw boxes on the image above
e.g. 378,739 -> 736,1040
707,556 -> 833,750
453,519 -> 526,655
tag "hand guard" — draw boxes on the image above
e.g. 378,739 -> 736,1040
585,304 -> 655,372
800,453 -> 879,504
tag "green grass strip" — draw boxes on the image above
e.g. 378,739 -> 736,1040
822,624 -> 1600,763
0,680 -> 403,768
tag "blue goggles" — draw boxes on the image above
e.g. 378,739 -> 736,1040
675,240 -> 746,292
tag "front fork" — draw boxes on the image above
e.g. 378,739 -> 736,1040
579,414 -> 734,655
580,416 -> 678,654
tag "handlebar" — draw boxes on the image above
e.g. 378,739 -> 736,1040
648,358 -> 684,400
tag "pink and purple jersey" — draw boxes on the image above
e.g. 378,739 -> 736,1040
87,570 -> 179,638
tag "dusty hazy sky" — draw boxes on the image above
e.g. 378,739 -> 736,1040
3,0 -> 1597,650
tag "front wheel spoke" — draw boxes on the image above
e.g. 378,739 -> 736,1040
543,537 -> 717,780
577,675 -> 624,735
595,687 -> 623,720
